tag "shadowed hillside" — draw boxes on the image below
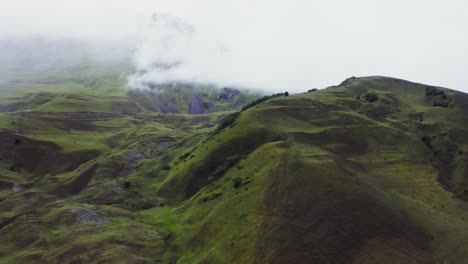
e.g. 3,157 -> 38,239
2,75 -> 468,263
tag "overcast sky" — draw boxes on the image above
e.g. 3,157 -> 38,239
1,0 -> 468,92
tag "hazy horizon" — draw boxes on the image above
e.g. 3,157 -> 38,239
1,0 -> 467,93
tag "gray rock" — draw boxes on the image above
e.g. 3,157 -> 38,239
188,94 -> 206,114
188,94 -> 216,114
218,87 -> 240,102
123,147 -> 145,165
159,141 -> 172,149
12,183 -> 23,192
69,208 -> 110,224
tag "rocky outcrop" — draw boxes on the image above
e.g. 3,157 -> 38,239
218,87 -> 240,102
69,208 -> 109,225
188,94 -> 216,114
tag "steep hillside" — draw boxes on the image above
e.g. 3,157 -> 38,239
0,63 -> 258,263
2,76 -> 468,263
155,76 -> 468,263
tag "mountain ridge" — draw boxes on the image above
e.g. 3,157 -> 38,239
1,75 -> 468,263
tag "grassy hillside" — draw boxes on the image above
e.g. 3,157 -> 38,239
2,74 -> 468,263
155,76 -> 468,263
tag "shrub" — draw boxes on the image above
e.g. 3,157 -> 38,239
421,136 -> 432,149
433,102 -> 449,108
232,177 -> 243,188
364,92 -> 378,103
214,92 -> 289,135
241,92 -> 288,111
232,176 -> 253,189
215,112 -> 240,133
425,87 -> 444,96
123,181 -> 131,189
161,164 -> 171,170
308,89 -> 318,92
200,191 -> 222,202
178,152 -> 190,161
339,76 -> 357,86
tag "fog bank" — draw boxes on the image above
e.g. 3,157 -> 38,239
1,0 -> 468,92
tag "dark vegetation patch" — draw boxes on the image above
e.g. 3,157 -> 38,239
160,128 -> 279,199
199,190 -> 222,202
178,147 -> 197,162
254,158 -> 434,264
213,92 -> 289,135
421,136 -> 433,150
241,92 -> 289,112
339,76 -> 358,86
0,132 -> 100,176
55,163 -> 97,196
425,87 -> 445,96
364,92 -> 379,102
419,132 -> 466,191
424,87 -> 453,108
232,176 -> 253,189
123,181 -> 132,189
433,101 -> 450,108
214,112 -> 240,134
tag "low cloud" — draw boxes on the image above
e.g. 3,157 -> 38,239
127,13 -> 241,90
1,0 -> 468,93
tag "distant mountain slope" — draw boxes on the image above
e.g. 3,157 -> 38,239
2,76 -> 468,263
128,85 -> 257,114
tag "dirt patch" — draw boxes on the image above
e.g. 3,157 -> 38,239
0,132 -> 100,176
58,164 -> 97,196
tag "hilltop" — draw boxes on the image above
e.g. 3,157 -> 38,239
1,74 -> 468,264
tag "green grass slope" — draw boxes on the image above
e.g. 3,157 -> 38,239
0,62 -> 257,263
154,76 -> 468,263
2,75 -> 468,264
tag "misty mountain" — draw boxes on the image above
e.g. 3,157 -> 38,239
0,2 -> 467,262
2,61 -> 468,263
0,36 -> 132,82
